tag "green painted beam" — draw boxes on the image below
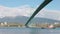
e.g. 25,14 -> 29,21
25,0 -> 52,27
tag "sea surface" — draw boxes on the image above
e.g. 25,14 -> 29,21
0,27 -> 60,34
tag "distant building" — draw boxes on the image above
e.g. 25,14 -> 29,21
1,23 -> 4,26
54,22 -> 59,24
4,22 -> 7,25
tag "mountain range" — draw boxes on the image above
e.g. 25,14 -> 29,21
0,16 -> 60,24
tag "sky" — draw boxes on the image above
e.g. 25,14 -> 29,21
0,0 -> 60,10
0,0 -> 60,20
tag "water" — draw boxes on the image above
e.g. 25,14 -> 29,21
0,27 -> 60,34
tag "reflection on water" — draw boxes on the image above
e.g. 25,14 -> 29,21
0,27 -> 60,34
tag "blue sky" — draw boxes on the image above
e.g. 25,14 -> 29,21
0,0 -> 60,10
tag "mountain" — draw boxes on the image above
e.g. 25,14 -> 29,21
0,16 -> 60,24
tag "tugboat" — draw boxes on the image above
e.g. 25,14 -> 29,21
48,24 -> 55,29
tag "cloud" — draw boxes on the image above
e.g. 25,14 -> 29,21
35,9 -> 60,20
0,5 -> 60,20
0,5 -> 35,18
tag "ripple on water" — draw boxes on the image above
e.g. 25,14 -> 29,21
0,27 -> 60,34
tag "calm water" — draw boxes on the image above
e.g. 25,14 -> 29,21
0,27 -> 60,34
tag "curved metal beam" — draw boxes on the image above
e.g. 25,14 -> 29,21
25,0 -> 52,27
